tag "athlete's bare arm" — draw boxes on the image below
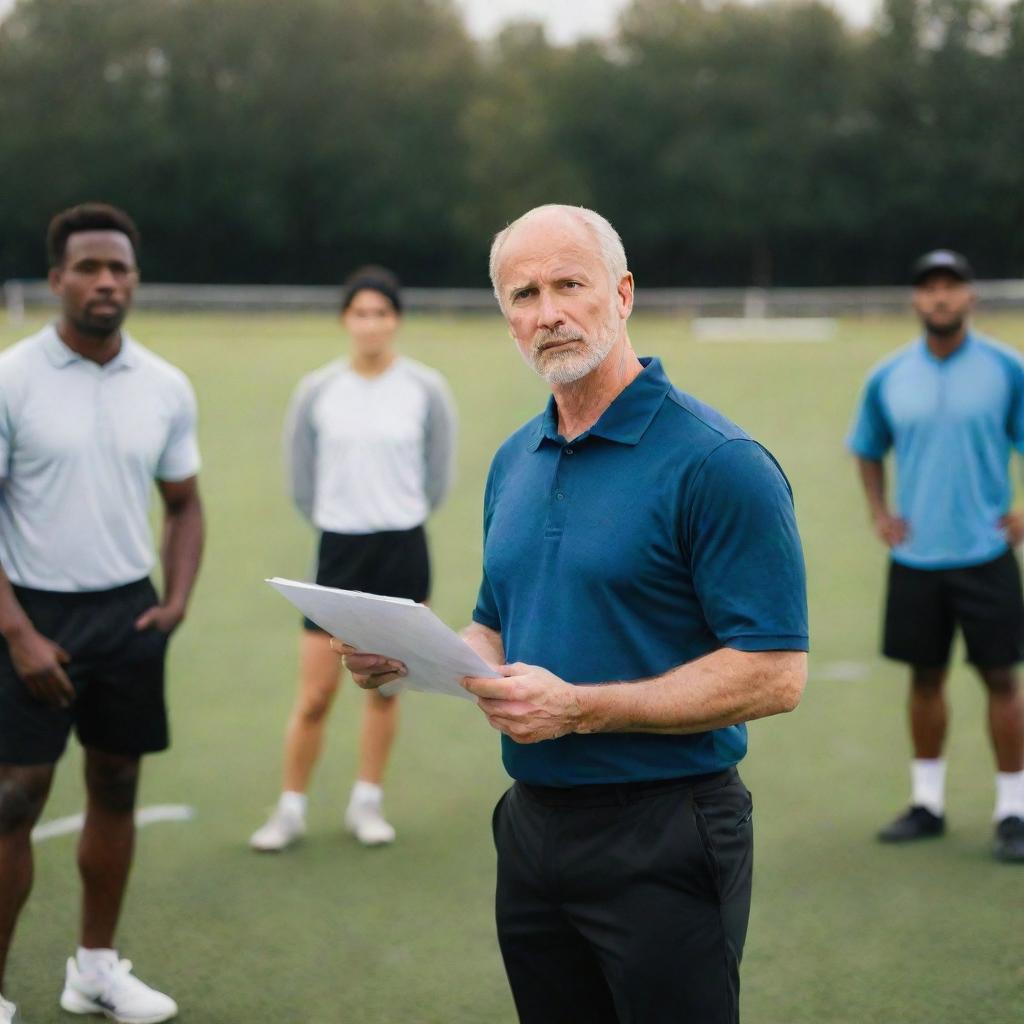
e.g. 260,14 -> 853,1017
134,476 -> 205,633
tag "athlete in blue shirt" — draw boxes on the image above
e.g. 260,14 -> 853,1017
848,250 -> 1024,862
343,205 -> 809,1023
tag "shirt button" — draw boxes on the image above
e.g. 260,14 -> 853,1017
555,492 -> 565,501
565,448 -> 574,455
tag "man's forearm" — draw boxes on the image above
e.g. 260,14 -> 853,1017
0,564 -> 33,639
856,457 -> 888,518
574,648 -> 806,736
461,621 -> 505,666
160,495 -> 204,613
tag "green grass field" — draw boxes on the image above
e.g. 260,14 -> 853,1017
2,308 -> 1023,1023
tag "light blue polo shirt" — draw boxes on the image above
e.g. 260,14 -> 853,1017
0,326 -> 201,592
847,333 -> 1024,570
472,357 -> 808,787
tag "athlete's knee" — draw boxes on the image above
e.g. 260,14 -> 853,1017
911,667 -> 946,694
85,754 -> 139,815
298,687 -> 335,724
0,767 -> 52,835
979,667 -> 1018,697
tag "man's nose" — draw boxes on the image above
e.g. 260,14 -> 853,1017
537,291 -> 564,330
94,266 -> 117,290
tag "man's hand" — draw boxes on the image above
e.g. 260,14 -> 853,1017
331,640 -> 407,689
7,625 -> 74,708
1000,512 -> 1024,547
462,663 -> 584,744
872,510 -> 908,548
134,603 -> 185,635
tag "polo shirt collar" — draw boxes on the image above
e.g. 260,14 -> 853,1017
42,325 -> 138,371
917,330 -> 975,366
528,356 -> 672,450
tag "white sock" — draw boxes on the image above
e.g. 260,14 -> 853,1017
77,947 -> 118,975
994,770 -> 1024,822
278,791 -> 307,819
350,780 -> 382,807
911,758 -> 946,816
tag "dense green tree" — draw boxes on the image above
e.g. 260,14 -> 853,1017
455,22 -> 595,276
594,0 -> 863,284
0,0 -> 1021,285
0,0 -> 476,282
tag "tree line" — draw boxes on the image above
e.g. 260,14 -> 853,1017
1,0 -> 1021,287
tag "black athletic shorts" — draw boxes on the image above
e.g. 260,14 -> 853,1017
302,526 -> 431,632
0,578 -> 170,766
883,548 -> 1024,668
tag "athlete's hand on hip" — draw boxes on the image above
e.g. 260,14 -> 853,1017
873,511 -> 909,548
7,625 -> 74,708
462,663 -> 584,744
134,603 -> 185,634
330,639 -> 407,688
1000,512 -> 1024,547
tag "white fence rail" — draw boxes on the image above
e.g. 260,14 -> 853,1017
6,278 -> 1024,320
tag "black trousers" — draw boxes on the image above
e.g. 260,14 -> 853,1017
493,769 -> 753,1024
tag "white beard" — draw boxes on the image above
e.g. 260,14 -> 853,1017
529,309 -> 620,385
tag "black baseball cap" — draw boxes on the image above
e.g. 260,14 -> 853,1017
911,249 -> 973,285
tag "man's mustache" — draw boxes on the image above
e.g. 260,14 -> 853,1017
85,299 -> 123,313
532,327 -> 584,356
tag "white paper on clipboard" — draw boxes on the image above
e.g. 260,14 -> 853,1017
266,578 -> 498,701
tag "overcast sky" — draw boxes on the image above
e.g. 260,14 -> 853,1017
455,0 -> 883,39
0,0 -> 884,32
0,0 -> 1012,38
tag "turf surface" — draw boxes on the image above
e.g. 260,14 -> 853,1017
2,309 -> 1022,1023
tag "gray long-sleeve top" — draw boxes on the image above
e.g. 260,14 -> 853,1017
284,356 -> 457,533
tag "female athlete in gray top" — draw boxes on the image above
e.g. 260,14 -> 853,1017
251,266 -> 457,851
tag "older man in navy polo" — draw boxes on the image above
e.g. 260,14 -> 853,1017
345,204 -> 808,1024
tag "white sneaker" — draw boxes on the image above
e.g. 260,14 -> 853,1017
249,807 -> 306,852
0,994 -> 16,1024
60,957 -> 177,1023
344,800 -> 396,846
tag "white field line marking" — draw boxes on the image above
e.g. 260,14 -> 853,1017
816,661 -> 871,682
692,318 -> 838,343
32,804 -> 195,843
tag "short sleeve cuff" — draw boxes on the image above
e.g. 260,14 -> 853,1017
471,609 -> 501,632
722,634 -> 809,653
156,442 -> 201,482
156,457 -> 201,482
846,437 -> 886,461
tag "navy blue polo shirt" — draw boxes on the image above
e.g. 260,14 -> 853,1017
472,357 -> 808,786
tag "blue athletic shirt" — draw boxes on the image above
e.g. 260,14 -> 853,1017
847,332 -> 1024,570
472,357 -> 808,786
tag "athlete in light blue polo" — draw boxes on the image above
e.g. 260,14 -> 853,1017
848,249 -> 1024,862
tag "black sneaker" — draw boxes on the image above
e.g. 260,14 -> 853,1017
994,816 -> 1024,863
877,805 -> 945,843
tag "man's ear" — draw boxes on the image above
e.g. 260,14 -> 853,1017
47,265 -> 62,296
618,272 -> 635,319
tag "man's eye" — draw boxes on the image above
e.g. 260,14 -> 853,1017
513,289 -> 535,302
563,281 -> 580,289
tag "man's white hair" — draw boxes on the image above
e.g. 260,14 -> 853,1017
488,204 -> 628,312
